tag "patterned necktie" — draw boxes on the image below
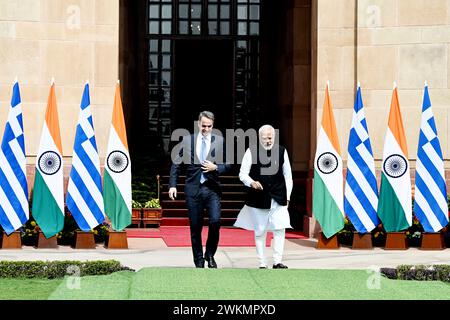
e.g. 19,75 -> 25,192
200,136 -> 207,183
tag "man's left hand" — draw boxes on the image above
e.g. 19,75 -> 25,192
202,160 -> 218,172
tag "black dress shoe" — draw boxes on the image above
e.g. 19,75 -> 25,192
195,260 -> 205,268
273,263 -> 288,269
205,256 -> 217,268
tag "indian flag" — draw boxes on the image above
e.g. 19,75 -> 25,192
313,83 -> 345,238
103,82 -> 131,231
32,80 -> 64,238
377,84 -> 412,232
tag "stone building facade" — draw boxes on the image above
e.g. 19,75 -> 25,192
0,0 -> 119,192
315,0 -> 450,169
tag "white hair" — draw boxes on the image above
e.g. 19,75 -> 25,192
258,125 -> 275,136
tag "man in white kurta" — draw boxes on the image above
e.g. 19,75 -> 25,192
234,125 -> 293,269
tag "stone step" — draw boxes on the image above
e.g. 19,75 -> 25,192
161,217 -> 237,227
161,191 -> 247,201
160,175 -> 243,185
161,200 -> 245,209
161,183 -> 245,193
162,208 -> 241,218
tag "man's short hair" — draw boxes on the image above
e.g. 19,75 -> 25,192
198,111 -> 215,122
258,124 -> 275,136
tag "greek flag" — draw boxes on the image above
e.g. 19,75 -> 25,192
344,85 -> 379,233
413,84 -> 448,233
66,83 -> 105,231
0,80 -> 29,235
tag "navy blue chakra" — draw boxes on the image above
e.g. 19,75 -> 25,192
107,150 -> 129,173
317,152 -> 338,174
383,154 -> 407,178
38,151 -> 61,175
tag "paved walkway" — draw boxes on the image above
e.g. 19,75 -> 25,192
1,237 -> 449,271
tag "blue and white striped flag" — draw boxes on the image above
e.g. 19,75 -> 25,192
0,80 -> 29,235
414,84 -> 448,233
344,85 -> 380,233
66,83 -> 105,231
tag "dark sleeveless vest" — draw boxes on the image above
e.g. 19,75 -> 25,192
245,144 -> 287,209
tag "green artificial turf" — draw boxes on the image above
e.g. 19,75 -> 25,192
48,271 -> 135,300
0,278 -> 62,300
41,268 -> 450,300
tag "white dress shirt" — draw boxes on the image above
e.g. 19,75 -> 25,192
196,133 -> 211,161
234,147 -> 293,236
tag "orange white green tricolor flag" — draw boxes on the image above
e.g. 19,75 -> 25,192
377,84 -> 412,231
103,82 -> 131,231
32,81 -> 64,238
313,84 -> 345,238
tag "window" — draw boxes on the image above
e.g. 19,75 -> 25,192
237,0 -> 259,35
147,0 -> 261,152
148,1 -> 172,34
207,0 -> 230,35
148,38 -> 173,144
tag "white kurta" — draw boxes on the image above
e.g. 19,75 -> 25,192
234,148 -> 293,237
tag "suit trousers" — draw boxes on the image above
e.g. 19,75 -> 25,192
185,184 -> 221,264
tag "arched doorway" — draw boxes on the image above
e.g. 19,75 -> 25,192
119,0 -> 313,230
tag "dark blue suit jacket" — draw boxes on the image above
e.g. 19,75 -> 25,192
169,134 -> 231,197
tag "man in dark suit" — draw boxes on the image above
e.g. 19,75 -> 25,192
169,111 -> 231,268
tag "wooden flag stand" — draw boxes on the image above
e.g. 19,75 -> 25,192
74,231 -> 96,249
420,232 -> 445,250
36,231 -> 58,249
1,231 -> 22,249
316,232 -> 339,249
385,232 -> 408,250
105,231 -> 128,249
352,232 -> 373,249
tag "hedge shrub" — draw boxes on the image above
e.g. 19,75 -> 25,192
381,264 -> 450,283
0,260 -> 134,279
379,267 -> 397,279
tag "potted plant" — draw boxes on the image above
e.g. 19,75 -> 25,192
337,217 -> 355,247
131,200 -> 143,228
131,173 -> 161,228
93,222 -> 110,243
406,216 -> 423,247
142,198 -> 162,228
56,211 -> 81,246
371,224 -> 387,247
20,217 -> 39,246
